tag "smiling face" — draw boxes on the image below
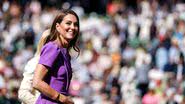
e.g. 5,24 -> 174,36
49,9 -> 80,51
56,14 -> 79,42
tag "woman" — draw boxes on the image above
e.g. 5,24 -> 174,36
18,30 -> 50,104
33,9 -> 80,104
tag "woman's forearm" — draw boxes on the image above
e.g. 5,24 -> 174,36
33,64 -> 59,100
32,80 -> 70,103
33,64 -> 71,103
32,80 -> 59,100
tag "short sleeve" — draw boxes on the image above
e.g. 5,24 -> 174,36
38,43 -> 60,69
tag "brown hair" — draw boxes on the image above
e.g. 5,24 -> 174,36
35,29 -> 50,56
46,9 -> 80,55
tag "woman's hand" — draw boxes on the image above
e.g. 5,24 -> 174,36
59,94 -> 74,104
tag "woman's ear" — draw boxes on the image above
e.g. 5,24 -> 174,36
56,23 -> 60,32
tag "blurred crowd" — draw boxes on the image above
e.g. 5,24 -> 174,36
0,0 -> 185,104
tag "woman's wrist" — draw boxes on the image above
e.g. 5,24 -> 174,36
58,94 -> 67,103
55,93 -> 60,101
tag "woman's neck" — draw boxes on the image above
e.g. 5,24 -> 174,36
55,37 -> 69,48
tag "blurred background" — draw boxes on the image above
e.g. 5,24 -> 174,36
0,0 -> 185,104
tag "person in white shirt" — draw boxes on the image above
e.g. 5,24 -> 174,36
18,29 -> 50,104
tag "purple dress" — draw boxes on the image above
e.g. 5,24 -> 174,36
36,42 -> 72,104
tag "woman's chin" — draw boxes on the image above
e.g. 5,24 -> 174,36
66,37 -> 74,42
67,36 -> 75,40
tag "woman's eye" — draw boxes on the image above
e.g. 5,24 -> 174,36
74,23 -> 78,27
66,22 -> 71,25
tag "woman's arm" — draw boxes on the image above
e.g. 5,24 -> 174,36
33,64 -> 73,103
33,64 -> 59,100
33,42 -> 74,104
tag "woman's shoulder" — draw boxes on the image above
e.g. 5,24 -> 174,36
43,41 -> 59,49
41,41 -> 62,53
40,41 -> 63,59
43,41 -> 67,52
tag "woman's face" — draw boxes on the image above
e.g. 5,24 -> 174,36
56,14 -> 79,42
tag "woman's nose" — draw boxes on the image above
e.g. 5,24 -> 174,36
70,24 -> 75,29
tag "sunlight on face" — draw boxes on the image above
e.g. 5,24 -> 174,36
57,14 -> 79,42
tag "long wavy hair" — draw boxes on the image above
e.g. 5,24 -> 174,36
45,9 -> 80,55
35,29 -> 50,56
